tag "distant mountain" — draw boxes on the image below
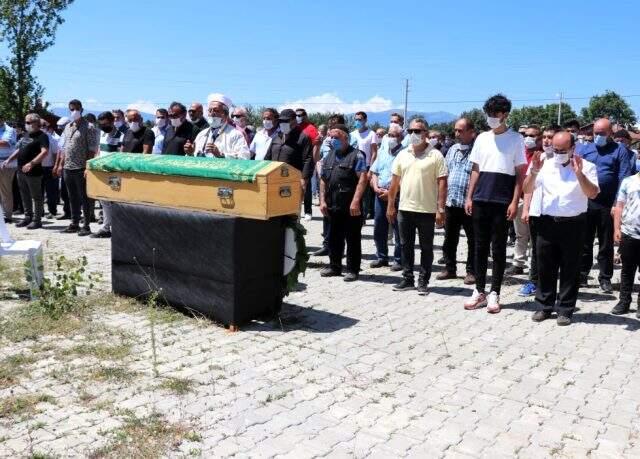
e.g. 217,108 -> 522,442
363,110 -> 457,126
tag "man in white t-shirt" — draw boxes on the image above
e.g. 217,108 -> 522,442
250,108 -> 280,160
350,111 -> 379,219
463,94 -> 528,313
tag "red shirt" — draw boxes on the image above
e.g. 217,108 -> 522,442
299,121 -> 319,146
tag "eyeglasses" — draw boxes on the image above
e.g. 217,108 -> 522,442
168,113 -> 181,119
232,114 -> 245,119
407,129 -> 424,134
187,109 -> 196,113
553,148 -> 573,155
24,121 -> 35,125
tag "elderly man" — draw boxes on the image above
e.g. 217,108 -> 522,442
428,130 -> 444,151
162,102 -> 194,155
189,94 -> 250,159
231,106 -> 253,146
55,99 -> 99,236
525,132 -> 599,326
121,109 -> 154,154
578,118 -> 635,292
437,117 -> 476,284
2,114 -> 49,229
265,109 -> 313,187
319,124 -> 368,281
387,118 -> 447,295
369,124 -> 404,270
188,102 -> 209,137
0,114 -> 17,223
250,108 -> 279,160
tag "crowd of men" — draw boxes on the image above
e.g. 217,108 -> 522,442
0,93 -> 639,326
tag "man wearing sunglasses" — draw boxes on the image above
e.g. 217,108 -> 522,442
525,131 -> 599,326
231,107 -> 253,147
387,118 -> 447,295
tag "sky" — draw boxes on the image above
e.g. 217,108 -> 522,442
29,0 -> 640,117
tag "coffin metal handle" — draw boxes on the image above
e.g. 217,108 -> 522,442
108,176 -> 121,191
279,186 -> 291,198
217,187 -> 234,199
280,166 -> 289,177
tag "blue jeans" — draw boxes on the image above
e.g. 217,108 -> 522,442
373,195 -> 401,263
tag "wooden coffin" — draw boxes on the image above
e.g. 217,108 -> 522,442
86,153 -> 302,220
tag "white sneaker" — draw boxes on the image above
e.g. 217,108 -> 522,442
463,289 -> 487,310
304,214 -> 312,221
487,291 -> 501,314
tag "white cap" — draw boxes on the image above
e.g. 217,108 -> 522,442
56,116 -> 70,127
207,93 -> 233,108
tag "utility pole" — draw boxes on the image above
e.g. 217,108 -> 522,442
403,78 -> 409,128
557,92 -> 563,126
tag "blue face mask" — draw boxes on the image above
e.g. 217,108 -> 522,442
330,138 -> 343,151
594,135 -> 608,147
354,120 -> 364,130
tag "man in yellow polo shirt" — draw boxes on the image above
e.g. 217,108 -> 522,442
387,118 -> 448,295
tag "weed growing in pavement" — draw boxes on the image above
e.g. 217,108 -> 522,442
0,393 -> 55,419
89,366 -> 138,383
63,343 -> 132,361
158,377 -> 195,395
0,353 -> 37,388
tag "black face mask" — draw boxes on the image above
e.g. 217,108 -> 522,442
99,124 -> 113,133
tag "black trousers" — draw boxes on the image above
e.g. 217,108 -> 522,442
443,206 -> 474,275
63,168 -> 91,227
42,167 -> 59,215
398,210 -> 435,283
60,175 -> 70,215
535,214 -> 586,317
12,174 -> 22,213
473,201 -> 509,294
529,216 -> 539,283
619,234 -> 640,305
321,216 -> 330,249
303,181 -> 312,215
580,206 -> 614,281
328,211 -> 363,273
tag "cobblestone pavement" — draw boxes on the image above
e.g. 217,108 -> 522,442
0,208 -> 639,458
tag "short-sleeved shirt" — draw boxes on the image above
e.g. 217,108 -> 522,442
99,128 -> 123,156
17,130 -> 49,176
391,145 -> 447,214
0,124 -> 17,160
42,132 -> 59,168
370,144 -> 403,189
61,118 -> 99,170
445,143 -> 474,208
617,174 -> 640,239
250,128 -> 279,160
469,128 -> 527,205
122,127 -> 155,153
350,128 -> 378,166
151,126 -> 168,154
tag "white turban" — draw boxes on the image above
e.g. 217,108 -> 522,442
207,93 -> 233,108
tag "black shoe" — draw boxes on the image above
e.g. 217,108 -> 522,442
369,259 -> 389,268
15,218 -> 32,228
78,227 -> 91,237
599,279 -> 613,294
393,279 -> 415,291
320,267 -> 341,277
507,238 -> 516,247
4,217 -> 12,224
45,213 -> 57,219
611,302 -> 630,315
505,265 -> 524,275
26,221 -> 42,230
390,263 -> 402,272
463,273 -> 476,285
579,275 -> 588,288
98,217 -> 104,225
90,228 -> 111,238
532,310 -> 552,322
56,213 -> 71,221
417,280 -> 429,295
343,272 -> 358,282
557,315 -> 571,326
436,271 -> 456,281
62,223 -> 80,233
436,256 -> 446,264
312,247 -> 329,257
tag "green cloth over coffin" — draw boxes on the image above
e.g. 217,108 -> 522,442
88,153 -> 269,183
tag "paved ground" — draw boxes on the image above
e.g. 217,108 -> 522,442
0,207 -> 639,458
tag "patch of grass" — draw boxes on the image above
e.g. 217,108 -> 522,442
88,411 -> 191,459
0,258 -> 29,292
0,393 -> 55,419
184,431 -> 202,442
0,353 -> 37,388
90,366 -> 138,383
158,377 -> 195,395
96,292 -> 186,324
63,343 -> 132,361
0,302 -> 87,342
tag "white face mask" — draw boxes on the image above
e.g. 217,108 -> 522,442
208,116 -> 223,128
428,138 -> 439,147
170,117 -> 182,128
554,153 -> 569,164
129,121 -> 141,132
295,116 -> 304,124
524,136 -> 537,149
263,120 -> 274,130
155,118 -> 167,128
280,122 -> 292,135
458,144 -> 470,151
387,138 -> 399,150
410,133 -> 423,146
25,124 -> 35,133
389,122 -> 401,130
486,116 -> 502,129
70,110 -> 81,121
114,120 -> 124,128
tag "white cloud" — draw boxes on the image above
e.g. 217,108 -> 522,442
279,93 -> 396,114
126,100 -> 159,115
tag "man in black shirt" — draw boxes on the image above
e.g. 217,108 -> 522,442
1,113 -> 49,229
162,102 -> 194,155
188,102 -> 209,138
121,109 -> 154,153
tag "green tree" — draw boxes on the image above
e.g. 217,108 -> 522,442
460,108 -> 489,133
0,0 -> 74,122
580,90 -> 637,125
508,103 -> 576,129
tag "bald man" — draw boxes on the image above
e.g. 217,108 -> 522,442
188,102 -> 209,137
577,118 -> 635,293
524,131 -> 599,326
